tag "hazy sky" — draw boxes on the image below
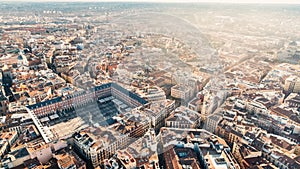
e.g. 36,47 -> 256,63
3,0 -> 300,4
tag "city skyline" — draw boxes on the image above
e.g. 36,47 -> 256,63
0,1 -> 299,169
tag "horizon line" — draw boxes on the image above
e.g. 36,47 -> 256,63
2,0 -> 300,5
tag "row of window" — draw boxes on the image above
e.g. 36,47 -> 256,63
31,85 -> 147,116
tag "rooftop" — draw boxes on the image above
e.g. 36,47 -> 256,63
57,153 -> 76,169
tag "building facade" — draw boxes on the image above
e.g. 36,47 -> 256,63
27,83 -> 148,117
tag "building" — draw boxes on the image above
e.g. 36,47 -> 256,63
163,145 -> 201,169
2,148 -> 31,168
205,113 -> 223,134
165,106 -> 201,129
71,105 -> 155,168
262,141 -> 300,169
284,76 -> 300,94
135,85 -> 166,102
112,129 -> 159,169
285,93 -> 300,108
71,98 -> 174,168
144,99 -> 176,131
0,89 -> 8,116
271,107 -> 298,125
232,141 -> 262,169
72,127 -> 132,168
57,154 -> 76,169
61,69 -> 81,84
215,120 -> 243,146
188,93 -> 204,112
171,84 -> 194,102
56,151 -> 86,169
54,55 -> 77,73
1,140 -> 68,168
0,131 -> 18,158
160,127 -> 240,169
246,101 -> 269,115
27,82 -> 148,118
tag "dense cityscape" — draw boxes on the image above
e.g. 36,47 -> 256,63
0,1 -> 299,169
